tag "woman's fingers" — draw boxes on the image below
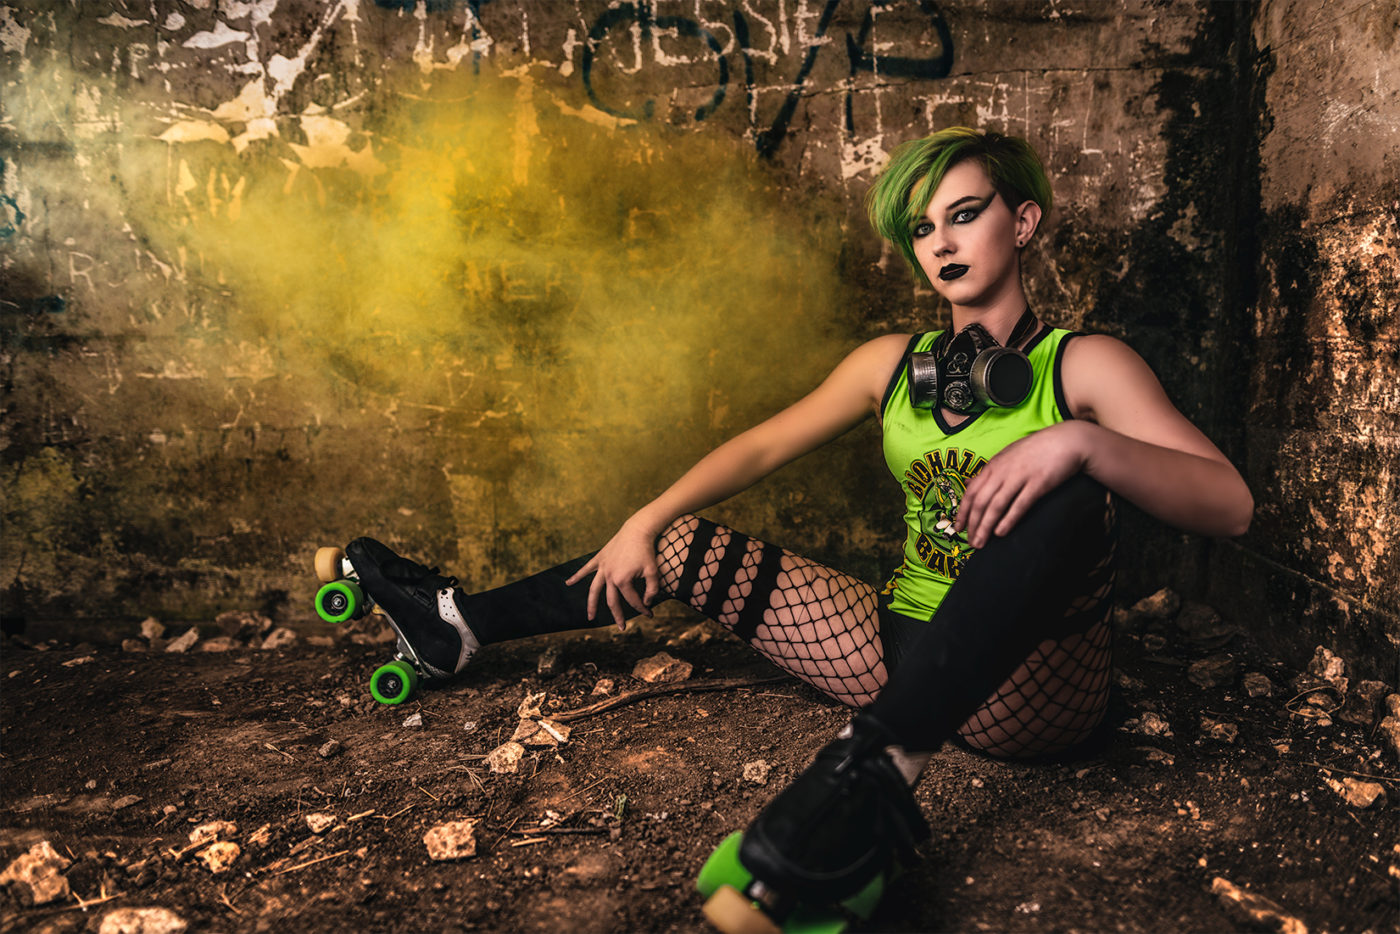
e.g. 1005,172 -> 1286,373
969,472 -> 1024,548
642,566 -> 661,609
565,556 -> 598,587
619,577 -> 652,619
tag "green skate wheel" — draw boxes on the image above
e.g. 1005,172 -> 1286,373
370,659 -> 417,705
837,871 -> 884,920
315,579 -> 364,623
697,832 -> 752,898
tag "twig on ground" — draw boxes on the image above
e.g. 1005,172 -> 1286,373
347,809 -> 376,821
274,849 -> 350,875
219,888 -> 242,915
510,837 -> 548,847
1304,761 -> 1400,786
558,776 -> 609,804
263,742 -> 296,762
381,804 -> 415,821
551,675 -> 790,723
509,826 -> 607,837
416,785 -> 441,802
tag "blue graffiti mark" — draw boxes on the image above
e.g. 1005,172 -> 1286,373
32,296 -> 66,314
753,0 -> 842,158
582,3 -> 729,123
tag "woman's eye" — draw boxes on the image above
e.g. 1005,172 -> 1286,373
912,221 -> 934,238
952,208 -> 979,224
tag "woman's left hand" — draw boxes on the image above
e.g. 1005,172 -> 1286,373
955,420 -> 1094,548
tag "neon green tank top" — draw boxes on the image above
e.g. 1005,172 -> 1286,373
880,327 -> 1078,619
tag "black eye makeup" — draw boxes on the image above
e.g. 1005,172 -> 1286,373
910,192 -> 996,239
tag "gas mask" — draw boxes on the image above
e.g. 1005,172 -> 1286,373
907,312 -> 1037,414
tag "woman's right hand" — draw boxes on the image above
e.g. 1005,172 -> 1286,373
564,513 -> 666,630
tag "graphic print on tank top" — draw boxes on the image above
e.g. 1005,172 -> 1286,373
902,446 -> 988,581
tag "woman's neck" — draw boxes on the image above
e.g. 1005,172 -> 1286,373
949,289 -> 1034,346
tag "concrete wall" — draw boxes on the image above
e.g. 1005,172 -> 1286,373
1,2 -> 1393,677
1207,0 -> 1399,677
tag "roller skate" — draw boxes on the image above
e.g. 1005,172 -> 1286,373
696,714 -> 929,934
314,538 -> 480,705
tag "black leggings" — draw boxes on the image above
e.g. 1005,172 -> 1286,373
461,474 -> 1116,758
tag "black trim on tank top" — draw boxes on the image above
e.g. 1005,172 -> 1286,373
1053,331 -> 1082,421
881,332 -> 928,423
932,323 -> 1054,436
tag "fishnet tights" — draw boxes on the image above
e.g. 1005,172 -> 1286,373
655,498 -> 1116,758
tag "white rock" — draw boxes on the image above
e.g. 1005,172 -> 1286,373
1130,588 -> 1180,620
164,628 -> 199,653
487,741 -> 526,774
99,907 -> 188,934
1201,716 -> 1239,743
402,712 -> 423,728
742,760 -> 771,785
198,636 -> 238,653
1324,776 -> 1387,809
1306,646 -> 1348,693
1125,712 -> 1173,737
517,690 -> 547,719
423,819 -> 479,861
1378,715 -> 1400,764
140,618 -> 167,641
590,678 -> 615,696
632,651 -> 692,684
511,718 -> 571,747
0,840 -> 71,905
199,840 -> 240,873
188,820 -> 237,846
304,812 -> 337,834
260,627 -> 299,650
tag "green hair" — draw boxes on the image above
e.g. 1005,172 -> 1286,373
866,127 -> 1053,286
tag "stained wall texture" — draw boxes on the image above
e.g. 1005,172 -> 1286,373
0,2 -> 1394,678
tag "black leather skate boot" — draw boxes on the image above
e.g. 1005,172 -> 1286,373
738,713 -> 930,907
345,537 -> 481,679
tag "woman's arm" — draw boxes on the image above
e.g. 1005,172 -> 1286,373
568,333 -> 911,627
957,335 -> 1253,547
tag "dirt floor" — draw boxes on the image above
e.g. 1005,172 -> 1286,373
2,596 -> 1397,934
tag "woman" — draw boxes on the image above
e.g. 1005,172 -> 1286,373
340,127 -> 1252,920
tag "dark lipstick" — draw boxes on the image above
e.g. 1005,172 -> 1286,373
938,264 -> 969,281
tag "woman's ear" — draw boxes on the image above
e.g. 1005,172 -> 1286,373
1014,200 -> 1043,248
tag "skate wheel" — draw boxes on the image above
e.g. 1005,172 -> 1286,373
315,580 -> 364,624
838,871 -> 885,920
702,886 -> 783,934
697,832 -> 751,898
315,546 -> 346,583
370,659 -> 417,705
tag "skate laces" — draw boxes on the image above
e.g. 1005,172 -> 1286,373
382,556 -> 458,590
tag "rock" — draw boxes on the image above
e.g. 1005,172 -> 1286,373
188,820 -> 237,846
99,907 -> 188,934
511,718 -> 572,747
1386,694 -> 1400,718
304,813 -> 337,834
62,655 -> 95,667
198,636 -> 238,653
1200,716 -> 1239,743
121,638 -> 148,653
1124,712 -> 1173,737
306,634 -> 335,647
113,794 -> 144,810
1379,715 -> 1400,764
1323,776 -> 1386,809
260,627 -> 299,650
1210,877 -> 1307,934
0,840 -> 71,905
517,691 -> 547,719
423,819 -> 478,861
215,610 -> 273,640
1187,654 -> 1237,689
668,623 -> 714,646
742,760 -> 771,785
1130,587 -> 1180,620
487,741 -> 526,774
1337,680 -> 1390,726
633,651 -> 692,684
140,618 -> 166,641
1243,672 -> 1274,698
1175,602 -> 1221,634
199,841 -> 240,873
164,628 -> 199,653
536,644 -> 563,678
590,678 -> 615,696
1306,646 -> 1348,693
318,739 -> 343,759
1114,670 -> 1147,692
402,713 -> 423,728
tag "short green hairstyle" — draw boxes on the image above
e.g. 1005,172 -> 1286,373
866,127 -> 1053,286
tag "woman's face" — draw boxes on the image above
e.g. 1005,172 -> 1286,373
909,159 -> 1037,310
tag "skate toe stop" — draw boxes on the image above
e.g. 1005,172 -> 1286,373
703,886 -> 783,934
